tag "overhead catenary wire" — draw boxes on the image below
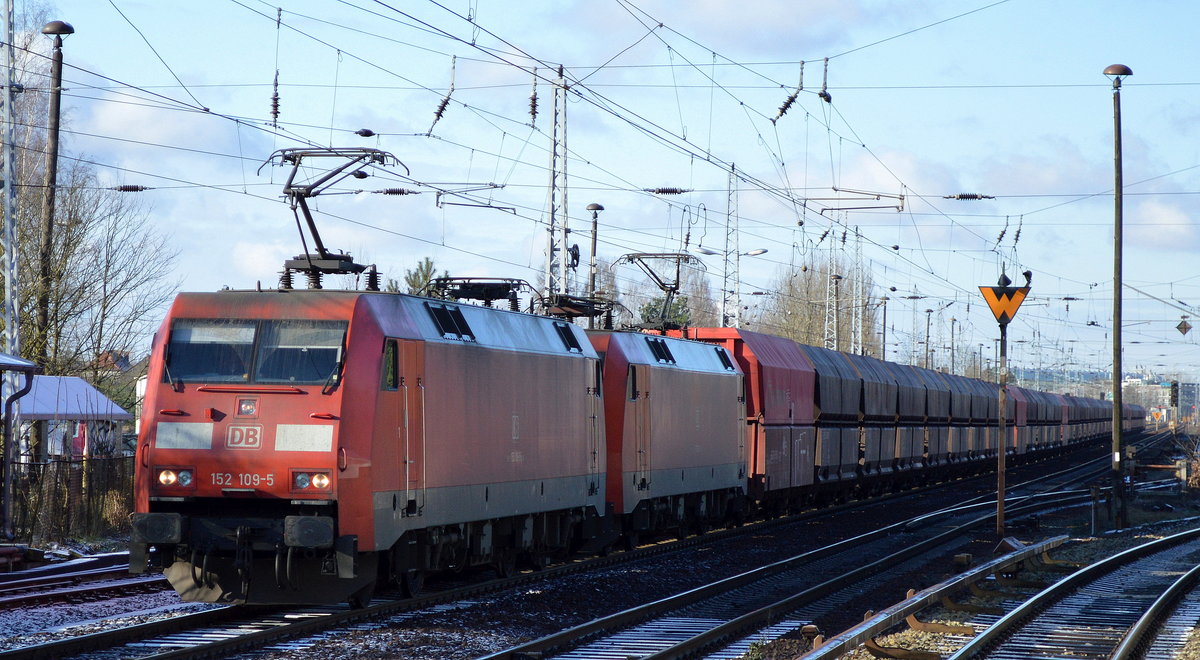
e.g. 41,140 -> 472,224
27,2 -> 1200,373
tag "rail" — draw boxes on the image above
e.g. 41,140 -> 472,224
947,525 -> 1200,659
802,535 -> 1068,659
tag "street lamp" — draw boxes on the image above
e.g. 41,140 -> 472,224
879,296 -> 889,361
585,203 -> 603,328
1105,63 -> 1132,528
29,20 -> 72,461
950,317 -> 957,374
924,308 -> 933,369
693,245 -> 767,327
34,20 -> 73,371
831,275 -> 845,351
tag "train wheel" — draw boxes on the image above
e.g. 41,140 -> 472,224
401,569 -> 425,598
347,580 -> 376,609
525,551 -> 550,571
494,551 -> 517,579
623,532 -> 640,552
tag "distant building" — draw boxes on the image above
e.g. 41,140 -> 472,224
19,375 -> 134,458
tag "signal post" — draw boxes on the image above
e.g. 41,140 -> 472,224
980,273 -> 1030,538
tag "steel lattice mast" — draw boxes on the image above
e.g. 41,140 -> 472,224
541,66 -> 568,307
723,164 -> 737,327
1,0 -> 17,363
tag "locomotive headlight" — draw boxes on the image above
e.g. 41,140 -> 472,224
292,471 -> 331,490
157,468 -> 194,487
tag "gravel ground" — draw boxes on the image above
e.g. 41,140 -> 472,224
0,590 -> 219,651
750,489 -> 1200,660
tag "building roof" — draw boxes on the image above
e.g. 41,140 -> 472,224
20,375 -> 133,421
0,352 -> 38,373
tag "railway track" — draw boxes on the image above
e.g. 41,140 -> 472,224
948,526 -> 1200,660
0,435 -> 1170,659
480,491 -> 1096,660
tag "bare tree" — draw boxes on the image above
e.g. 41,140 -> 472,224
758,253 -> 880,354
3,11 -> 179,435
678,264 -> 718,326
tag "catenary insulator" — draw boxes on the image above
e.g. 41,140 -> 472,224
375,188 -> 419,195
644,187 -> 691,195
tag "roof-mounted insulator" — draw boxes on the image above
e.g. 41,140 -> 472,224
111,185 -> 151,192
644,187 -> 691,195
374,188 -> 420,196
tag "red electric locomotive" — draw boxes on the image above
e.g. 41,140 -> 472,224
130,289 -> 606,605
588,331 -> 747,542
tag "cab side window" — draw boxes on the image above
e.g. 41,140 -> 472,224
382,339 -> 398,390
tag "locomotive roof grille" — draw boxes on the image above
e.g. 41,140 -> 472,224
425,302 -> 476,342
645,337 -> 677,365
553,322 -> 583,353
715,347 -> 736,371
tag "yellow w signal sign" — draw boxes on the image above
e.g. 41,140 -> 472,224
979,286 -> 1030,325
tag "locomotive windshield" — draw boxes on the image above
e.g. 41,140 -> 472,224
165,319 -> 347,385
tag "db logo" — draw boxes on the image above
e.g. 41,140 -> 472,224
226,425 -> 263,450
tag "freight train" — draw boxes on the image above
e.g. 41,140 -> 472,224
129,287 -> 1145,606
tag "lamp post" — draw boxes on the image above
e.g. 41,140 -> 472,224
924,308 -> 933,369
34,21 -> 73,368
695,246 -> 766,327
585,203 -> 603,329
879,296 -> 889,361
950,317 -> 957,374
1105,63 -> 1132,529
30,20 -> 72,461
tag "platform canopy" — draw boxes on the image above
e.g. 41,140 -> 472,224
0,352 -> 37,373
20,375 -> 132,421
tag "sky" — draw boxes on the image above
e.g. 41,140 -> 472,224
18,0 -> 1200,385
